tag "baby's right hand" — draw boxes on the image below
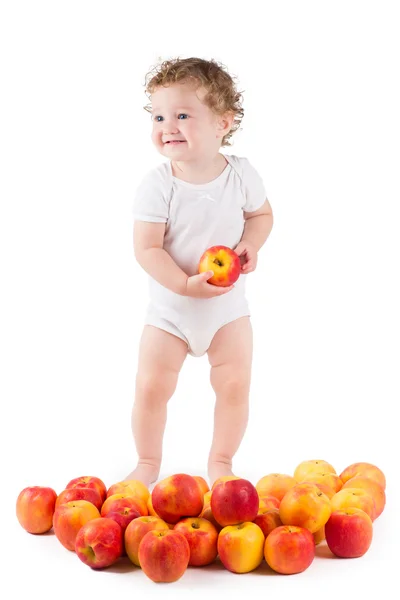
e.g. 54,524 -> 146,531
184,271 -> 234,298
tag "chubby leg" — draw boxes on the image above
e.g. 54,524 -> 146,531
206,316 -> 253,486
125,325 -> 188,486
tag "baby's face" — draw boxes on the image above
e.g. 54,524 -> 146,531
150,82 -> 228,160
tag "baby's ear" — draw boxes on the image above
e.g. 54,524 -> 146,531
216,111 -> 234,136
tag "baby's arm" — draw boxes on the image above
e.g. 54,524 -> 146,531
234,199 -> 274,273
134,221 -> 234,298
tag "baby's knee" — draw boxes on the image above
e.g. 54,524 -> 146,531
213,371 -> 250,404
136,371 -> 177,404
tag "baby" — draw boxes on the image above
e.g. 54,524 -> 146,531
126,57 -> 273,487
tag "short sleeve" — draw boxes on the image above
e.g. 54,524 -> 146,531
132,168 -> 170,223
241,158 -> 268,212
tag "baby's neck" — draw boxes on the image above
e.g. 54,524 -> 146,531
171,153 -> 228,184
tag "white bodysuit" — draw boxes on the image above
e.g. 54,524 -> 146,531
132,153 -> 267,357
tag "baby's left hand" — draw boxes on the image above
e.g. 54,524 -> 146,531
234,240 -> 258,273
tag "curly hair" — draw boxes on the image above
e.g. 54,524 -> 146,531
143,56 -> 245,147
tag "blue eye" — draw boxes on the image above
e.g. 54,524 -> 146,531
153,113 -> 188,122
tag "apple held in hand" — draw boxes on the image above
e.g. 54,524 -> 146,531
75,517 -> 123,569
16,486 -> 57,534
198,245 -> 241,287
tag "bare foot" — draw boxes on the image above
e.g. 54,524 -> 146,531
124,461 -> 160,488
208,457 -> 236,487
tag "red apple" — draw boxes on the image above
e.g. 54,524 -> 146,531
138,529 -> 190,583
101,503 -> 141,548
211,478 -> 259,527
16,486 -> 57,534
264,525 -> 315,574
151,474 -> 203,524
65,476 -> 107,503
198,245 -> 241,287
325,508 -> 373,558
253,508 -> 283,538
173,517 -> 218,566
75,517 -> 123,568
56,487 -> 103,511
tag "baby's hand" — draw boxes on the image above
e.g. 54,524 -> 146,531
184,271 -> 234,298
234,240 -> 258,273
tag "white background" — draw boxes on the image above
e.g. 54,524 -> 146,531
1,0 -> 399,597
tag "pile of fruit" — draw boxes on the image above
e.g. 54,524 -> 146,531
16,459 -> 386,583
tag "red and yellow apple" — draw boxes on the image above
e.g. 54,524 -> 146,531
16,486 -> 57,534
264,525 -> 315,574
75,517 -> 123,568
203,491 -> 212,506
53,499 -> 100,551
339,462 -> 386,490
173,517 -> 218,567
151,474 -> 203,524
106,479 -> 150,504
325,508 -> 373,558
313,526 -> 326,545
56,487 -> 102,511
101,493 -> 147,518
199,503 -> 223,533
138,529 -> 190,583
258,494 -> 280,512
198,245 -> 241,287
279,483 -> 331,533
211,478 -> 259,527
330,487 -> 376,521
298,472 -> 342,494
125,515 -> 170,567
293,460 -> 336,482
306,481 -> 336,500
193,476 -> 210,499
65,476 -> 107,503
218,522 -> 265,573
342,476 -> 386,518
255,473 -> 297,502
253,508 -> 283,538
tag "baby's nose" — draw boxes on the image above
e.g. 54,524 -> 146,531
163,124 -> 180,134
